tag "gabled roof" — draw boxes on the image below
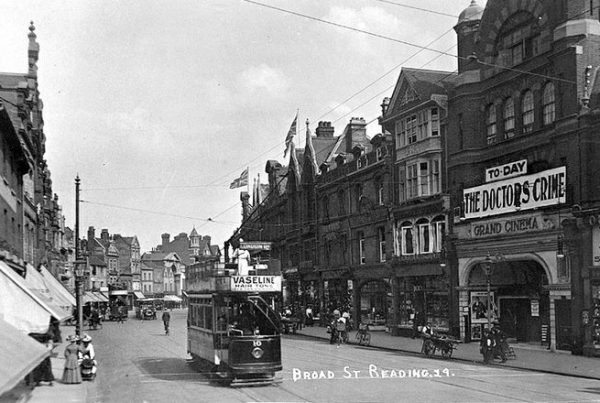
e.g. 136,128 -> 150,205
386,68 -> 456,118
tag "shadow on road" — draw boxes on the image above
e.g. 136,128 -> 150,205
134,357 -> 213,383
580,387 -> 600,395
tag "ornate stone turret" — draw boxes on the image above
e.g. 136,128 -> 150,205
28,21 -> 39,78
454,1 -> 483,74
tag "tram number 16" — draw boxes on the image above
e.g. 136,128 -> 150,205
253,340 -> 262,347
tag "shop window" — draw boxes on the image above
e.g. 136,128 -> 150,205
542,82 -> 555,125
522,90 -> 534,133
486,103 -> 497,143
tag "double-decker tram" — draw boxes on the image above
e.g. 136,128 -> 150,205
186,261 -> 282,386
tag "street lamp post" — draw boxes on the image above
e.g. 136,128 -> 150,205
74,260 -> 86,336
482,255 -> 493,330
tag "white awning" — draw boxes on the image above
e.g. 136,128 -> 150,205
163,295 -> 182,302
0,318 -> 50,395
25,264 -> 75,313
94,292 -> 109,302
133,291 -> 146,299
0,261 -> 66,333
38,265 -> 76,308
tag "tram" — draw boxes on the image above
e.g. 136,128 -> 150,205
186,262 -> 282,386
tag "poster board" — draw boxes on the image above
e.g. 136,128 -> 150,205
470,291 -> 497,324
471,323 -> 483,341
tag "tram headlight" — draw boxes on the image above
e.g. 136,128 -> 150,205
251,347 -> 264,359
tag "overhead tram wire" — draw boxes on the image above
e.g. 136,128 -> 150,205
80,199 -> 239,225
371,0 -> 457,18
243,0 -> 576,86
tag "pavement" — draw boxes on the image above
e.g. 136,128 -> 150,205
294,324 -> 600,380
0,343 -> 90,403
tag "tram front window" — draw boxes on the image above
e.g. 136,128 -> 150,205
218,295 -> 280,337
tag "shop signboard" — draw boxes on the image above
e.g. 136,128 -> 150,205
485,159 -> 527,182
463,166 -> 566,219
239,241 -> 272,251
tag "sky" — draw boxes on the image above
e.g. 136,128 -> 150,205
0,0 -> 485,253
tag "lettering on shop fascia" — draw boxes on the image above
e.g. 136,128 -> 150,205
485,159 -> 527,183
463,166 -> 566,219
468,214 -> 556,238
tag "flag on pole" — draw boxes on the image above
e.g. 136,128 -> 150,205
283,112 -> 298,158
229,168 -> 249,189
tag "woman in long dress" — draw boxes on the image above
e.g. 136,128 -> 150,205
62,335 -> 82,384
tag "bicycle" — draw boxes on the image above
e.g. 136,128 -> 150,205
356,323 -> 371,346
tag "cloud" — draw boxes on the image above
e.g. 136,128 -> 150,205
239,64 -> 290,97
325,6 -> 412,55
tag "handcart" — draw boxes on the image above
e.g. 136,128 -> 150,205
421,334 -> 460,359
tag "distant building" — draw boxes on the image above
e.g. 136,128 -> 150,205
140,251 -> 185,297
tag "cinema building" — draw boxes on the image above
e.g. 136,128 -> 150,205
447,0 -> 600,355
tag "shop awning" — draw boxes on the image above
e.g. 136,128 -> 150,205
83,291 -> 101,304
94,292 -> 109,302
0,318 -> 50,395
38,265 -> 76,308
0,261 -> 67,333
163,295 -> 182,302
181,290 -> 188,297
133,291 -> 145,299
25,264 -> 75,312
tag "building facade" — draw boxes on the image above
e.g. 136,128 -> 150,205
447,0 -> 600,355
381,68 -> 457,335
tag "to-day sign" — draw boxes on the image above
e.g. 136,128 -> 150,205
486,159 -> 527,182
230,275 -> 281,292
463,167 -> 566,219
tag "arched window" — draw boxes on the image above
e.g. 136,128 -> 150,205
522,90 -> 534,133
486,103 -> 497,143
542,82 -> 555,125
503,97 -> 515,138
431,216 -> 446,252
400,221 -> 414,255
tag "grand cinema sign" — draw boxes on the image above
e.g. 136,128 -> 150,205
463,166 -> 566,219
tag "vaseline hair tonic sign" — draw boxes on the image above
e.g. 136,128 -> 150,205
230,276 -> 282,292
463,167 -> 566,219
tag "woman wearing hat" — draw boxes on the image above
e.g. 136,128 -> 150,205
62,335 -> 83,384
80,334 -> 97,379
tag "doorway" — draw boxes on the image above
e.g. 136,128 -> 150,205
499,298 -> 531,341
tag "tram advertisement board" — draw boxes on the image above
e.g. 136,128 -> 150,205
225,275 -> 282,292
463,166 -> 566,219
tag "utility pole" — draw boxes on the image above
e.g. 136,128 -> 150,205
75,175 -> 84,336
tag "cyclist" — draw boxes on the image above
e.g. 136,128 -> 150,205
162,310 -> 171,335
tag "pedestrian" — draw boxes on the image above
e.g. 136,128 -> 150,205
491,322 -> 508,362
305,305 -> 314,327
480,328 -> 495,364
28,328 -> 55,387
162,309 -> 171,335
62,335 -> 83,384
117,306 -> 124,324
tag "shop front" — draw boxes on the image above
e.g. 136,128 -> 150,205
391,263 -> 449,336
455,210 -> 570,351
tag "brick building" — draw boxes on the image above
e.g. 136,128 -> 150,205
381,68 -> 457,336
447,0 -> 600,355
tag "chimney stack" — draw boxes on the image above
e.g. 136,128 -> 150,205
316,121 -> 334,138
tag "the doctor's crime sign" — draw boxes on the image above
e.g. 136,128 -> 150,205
463,166 -> 566,219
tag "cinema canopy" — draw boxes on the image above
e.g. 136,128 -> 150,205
463,166 -> 566,219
